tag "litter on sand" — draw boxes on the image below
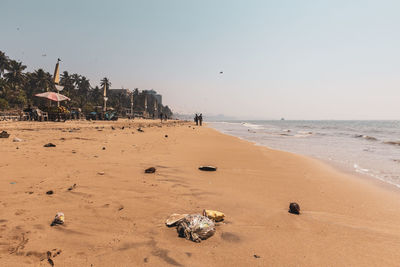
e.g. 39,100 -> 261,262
203,209 -> 225,222
50,212 -> 65,226
166,211 -> 222,242
176,214 -> 215,243
165,213 -> 188,227
198,166 -> 217,171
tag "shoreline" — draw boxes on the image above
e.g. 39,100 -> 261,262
208,121 -> 400,194
1,119 -> 400,266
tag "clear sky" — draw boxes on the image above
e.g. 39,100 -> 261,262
2,0 -> 400,119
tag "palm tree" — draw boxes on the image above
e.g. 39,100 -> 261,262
31,69 -> 53,92
100,77 -> 111,93
0,51 -> 9,78
3,60 -> 27,106
4,60 -> 26,89
60,71 -> 75,97
76,75 -> 91,109
25,69 -> 53,105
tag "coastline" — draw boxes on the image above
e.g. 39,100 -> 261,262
1,120 -> 400,266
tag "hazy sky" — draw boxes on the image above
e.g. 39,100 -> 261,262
2,0 -> 400,119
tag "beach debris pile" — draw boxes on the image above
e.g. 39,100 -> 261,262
0,130 -> 10,138
50,212 -> 65,226
289,202 -> 300,215
198,166 -> 217,171
44,143 -> 56,147
166,209 -> 224,243
145,167 -> 156,173
177,214 -> 216,243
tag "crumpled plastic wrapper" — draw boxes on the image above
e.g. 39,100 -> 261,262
176,214 -> 215,242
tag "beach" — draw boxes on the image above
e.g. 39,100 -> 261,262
1,119 -> 400,266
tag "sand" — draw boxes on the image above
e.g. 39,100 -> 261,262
1,119 -> 400,266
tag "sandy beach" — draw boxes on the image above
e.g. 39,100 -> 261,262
1,119 -> 400,266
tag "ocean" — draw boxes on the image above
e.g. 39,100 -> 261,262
209,120 -> 400,188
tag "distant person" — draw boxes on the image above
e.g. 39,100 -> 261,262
164,114 -> 168,121
194,114 -> 199,126
199,113 -> 203,126
159,112 -> 163,122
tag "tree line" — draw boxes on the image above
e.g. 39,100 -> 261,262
0,50 -> 172,117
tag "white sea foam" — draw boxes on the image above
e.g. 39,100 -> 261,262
209,120 -> 400,189
242,122 -> 264,130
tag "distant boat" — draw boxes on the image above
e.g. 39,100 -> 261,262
281,118 -> 285,120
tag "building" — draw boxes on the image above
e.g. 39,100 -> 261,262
143,89 -> 162,105
108,88 -> 131,96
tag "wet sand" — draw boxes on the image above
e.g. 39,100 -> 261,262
1,119 -> 400,266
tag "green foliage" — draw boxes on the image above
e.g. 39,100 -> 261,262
0,98 -> 9,109
0,50 -> 173,117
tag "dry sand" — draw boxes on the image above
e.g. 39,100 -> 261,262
1,119 -> 400,266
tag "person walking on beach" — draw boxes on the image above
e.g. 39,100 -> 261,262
159,112 -> 164,122
199,113 -> 203,126
194,114 -> 199,125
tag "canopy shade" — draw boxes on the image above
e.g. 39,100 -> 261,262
35,92 -> 70,102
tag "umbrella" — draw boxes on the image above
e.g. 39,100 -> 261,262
35,92 -> 70,102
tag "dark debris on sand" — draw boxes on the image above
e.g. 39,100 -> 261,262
145,167 -> 156,173
0,131 -> 10,138
289,202 -> 300,215
44,143 -> 56,147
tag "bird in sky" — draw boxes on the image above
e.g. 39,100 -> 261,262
219,71 -> 223,74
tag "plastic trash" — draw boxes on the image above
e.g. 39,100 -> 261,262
165,213 -> 188,227
203,209 -> 225,222
176,214 -> 215,242
13,137 -> 22,142
51,212 -> 65,226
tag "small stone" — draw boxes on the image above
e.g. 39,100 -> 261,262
165,135 -> 168,138
145,167 -> 156,173
44,143 -> 56,147
254,254 -> 261,259
102,147 -> 106,150
67,184 -> 76,191
0,131 -> 10,138
289,202 -> 300,215
46,190 -> 54,195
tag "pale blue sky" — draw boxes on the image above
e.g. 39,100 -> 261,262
2,0 -> 400,119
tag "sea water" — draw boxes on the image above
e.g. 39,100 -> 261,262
209,120 -> 400,188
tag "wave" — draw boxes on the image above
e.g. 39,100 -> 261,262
384,141 -> 400,146
353,134 -> 378,141
242,122 -> 264,130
